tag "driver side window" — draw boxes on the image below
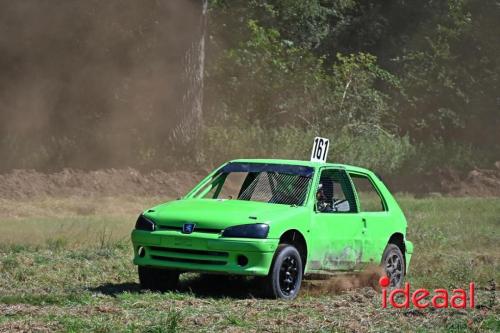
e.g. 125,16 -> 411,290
316,169 -> 357,213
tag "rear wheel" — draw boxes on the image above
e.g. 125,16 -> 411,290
266,244 -> 303,300
381,244 -> 405,288
138,266 -> 180,292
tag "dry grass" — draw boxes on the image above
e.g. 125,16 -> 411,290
0,195 -> 166,220
0,195 -> 499,332
0,196 -> 166,247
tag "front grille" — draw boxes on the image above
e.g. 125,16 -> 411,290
157,225 -> 222,234
150,246 -> 228,258
151,256 -> 226,266
149,246 -> 229,266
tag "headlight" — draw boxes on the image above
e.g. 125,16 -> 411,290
135,215 -> 156,231
221,223 -> 269,239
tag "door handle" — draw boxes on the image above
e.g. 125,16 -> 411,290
362,218 -> 367,228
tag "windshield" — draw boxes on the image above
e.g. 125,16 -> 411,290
193,163 -> 313,206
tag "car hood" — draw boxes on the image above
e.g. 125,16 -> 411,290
143,198 -> 304,230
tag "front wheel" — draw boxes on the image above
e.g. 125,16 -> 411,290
138,266 -> 180,292
266,244 -> 303,300
381,244 -> 405,288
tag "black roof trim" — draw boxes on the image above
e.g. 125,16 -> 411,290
219,162 -> 314,178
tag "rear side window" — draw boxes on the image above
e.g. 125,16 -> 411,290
349,174 -> 386,212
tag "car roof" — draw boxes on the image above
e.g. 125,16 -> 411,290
229,159 -> 373,174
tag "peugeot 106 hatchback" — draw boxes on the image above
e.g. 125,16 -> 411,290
131,159 -> 413,299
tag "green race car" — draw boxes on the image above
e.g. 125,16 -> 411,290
131,159 -> 413,299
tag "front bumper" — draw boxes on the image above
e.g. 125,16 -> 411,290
131,230 -> 279,276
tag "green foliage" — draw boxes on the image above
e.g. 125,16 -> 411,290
205,0 -> 499,178
204,14 -> 413,173
1,0 -> 497,179
207,18 -> 401,136
208,19 -> 330,128
209,0 -> 348,50
394,0 -> 500,141
407,140 -> 485,173
201,123 -> 413,173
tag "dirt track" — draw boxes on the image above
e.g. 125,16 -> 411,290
1,166 -> 500,200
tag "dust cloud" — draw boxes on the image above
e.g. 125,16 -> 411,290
0,0 -> 204,172
302,265 -> 385,296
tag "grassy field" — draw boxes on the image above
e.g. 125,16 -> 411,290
0,196 -> 499,332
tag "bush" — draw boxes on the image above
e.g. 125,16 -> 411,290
200,123 -> 414,174
411,140 -> 490,173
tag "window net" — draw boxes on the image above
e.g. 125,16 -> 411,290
203,171 -> 311,206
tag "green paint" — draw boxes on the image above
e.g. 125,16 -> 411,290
131,159 -> 412,276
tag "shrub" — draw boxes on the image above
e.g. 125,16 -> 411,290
200,123 -> 414,174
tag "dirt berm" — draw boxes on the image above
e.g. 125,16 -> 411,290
0,169 -> 202,200
1,166 -> 500,199
437,165 -> 500,197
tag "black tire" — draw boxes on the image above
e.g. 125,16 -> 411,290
265,244 -> 303,300
138,266 -> 180,292
381,243 -> 405,288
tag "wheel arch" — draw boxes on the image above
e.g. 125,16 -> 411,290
388,232 -> 406,264
279,229 -> 308,271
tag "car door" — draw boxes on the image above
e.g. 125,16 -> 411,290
309,168 -> 364,271
348,172 -> 391,264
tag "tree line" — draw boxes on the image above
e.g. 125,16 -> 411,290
202,0 -> 499,177
0,0 -> 497,181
